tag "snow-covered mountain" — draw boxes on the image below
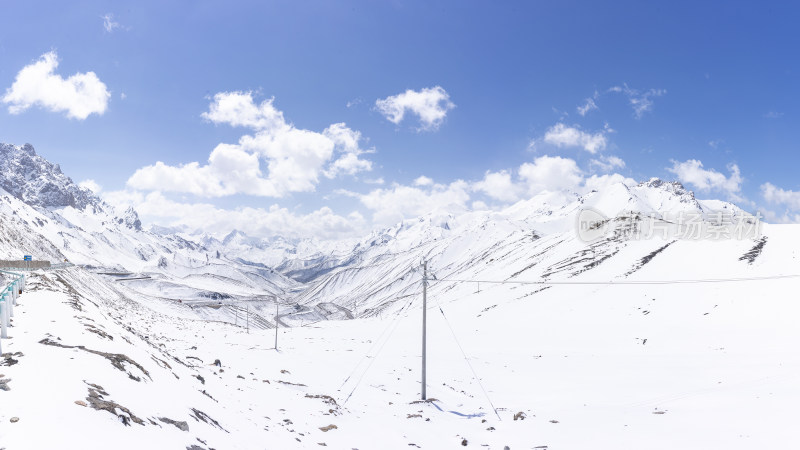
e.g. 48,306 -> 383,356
220,176 -> 756,322
0,142 -> 765,326
0,142 -> 97,210
0,141 -> 796,449
0,143 -> 301,321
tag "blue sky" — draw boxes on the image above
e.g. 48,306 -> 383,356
2,1 -> 800,238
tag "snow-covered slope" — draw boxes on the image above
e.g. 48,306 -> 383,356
0,141 -> 798,448
0,225 -> 797,449
0,143 -> 300,325
278,178 -> 754,320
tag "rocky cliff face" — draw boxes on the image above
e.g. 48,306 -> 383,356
0,143 -> 97,210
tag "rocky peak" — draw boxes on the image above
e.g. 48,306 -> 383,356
641,178 -> 693,197
120,207 -> 142,231
0,142 -> 97,210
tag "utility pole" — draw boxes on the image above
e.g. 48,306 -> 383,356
274,300 -> 279,350
421,260 -> 427,400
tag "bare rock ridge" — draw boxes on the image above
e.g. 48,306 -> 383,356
0,143 -> 141,230
0,143 -> 95,210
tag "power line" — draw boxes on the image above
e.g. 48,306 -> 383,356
337,298 -> 409,390
434,299 -> 502,421
429,273 -> 800,286
340,294 -> 418,405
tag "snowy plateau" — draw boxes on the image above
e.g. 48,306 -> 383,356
0,142 -> 797,450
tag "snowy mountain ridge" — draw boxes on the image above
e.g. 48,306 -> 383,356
0,142 -> 99,210
0,141 -> 796,450
0,141 -> 755,321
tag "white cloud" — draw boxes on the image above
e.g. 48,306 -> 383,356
667,159 -> 742,200
577,96 -> 598,116
325,152 -> 373,178
764,111 -> 784,119
104,190 -> 366,240
364,177 -> 385,185
128,91 -> 373,197
367,155 -> 630,220
202,91 -> 285,130
2,51 -> 110,120
79,179 -> 102,194
471,200 -> 489,211
473,170 -> 522,202
120,149 -> 643,238
758,183 -> 800,223
375,86 -> 455,131
120,93 -> 127,100
590,155 -> 626,172
519,155 -> 584,194
584,173 -> 636,192
608,84 -> 666,119
756,206 -> 800,224
761,182 -> 800,210
102,13 -> 122,32
348,180 -> 471,226
543,123 -> 607,154
413,176 -> 434,186
322,123 -> 373,178
128,143 -> 274,197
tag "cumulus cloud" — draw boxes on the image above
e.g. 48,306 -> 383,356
351,154 -> 634,225
757,183 -> 800,223
344,180 -> 471,226
473,170 -> 522,202
590,155 -> 626,172
519,155 -> 585,194
322,123 -> 374,178
2,51 -> 110,120
79,179 -> 102,194
761,183 -> 800,210
128,91 -> 373,197
667,159 -> 742,200
608,83 -> 666,119
413,176 -> 434,186
202,91 -> 285,130
104,190 -> 366,240
471,200 -> 489,211
584,173 -> 636,192
474,156 -> 633,205
375,86 -> 455,131
120,148 -> 641,238
543,123 -> 607,154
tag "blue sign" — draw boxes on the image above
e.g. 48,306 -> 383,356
23,255 -> 31,261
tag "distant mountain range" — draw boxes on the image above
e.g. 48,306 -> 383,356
0,142 -> 768,324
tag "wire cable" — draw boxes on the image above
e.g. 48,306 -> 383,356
430,273 -> 800,286
435,302 -> 503,421
341,294 -> 418,405
337,297 -> 410,391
